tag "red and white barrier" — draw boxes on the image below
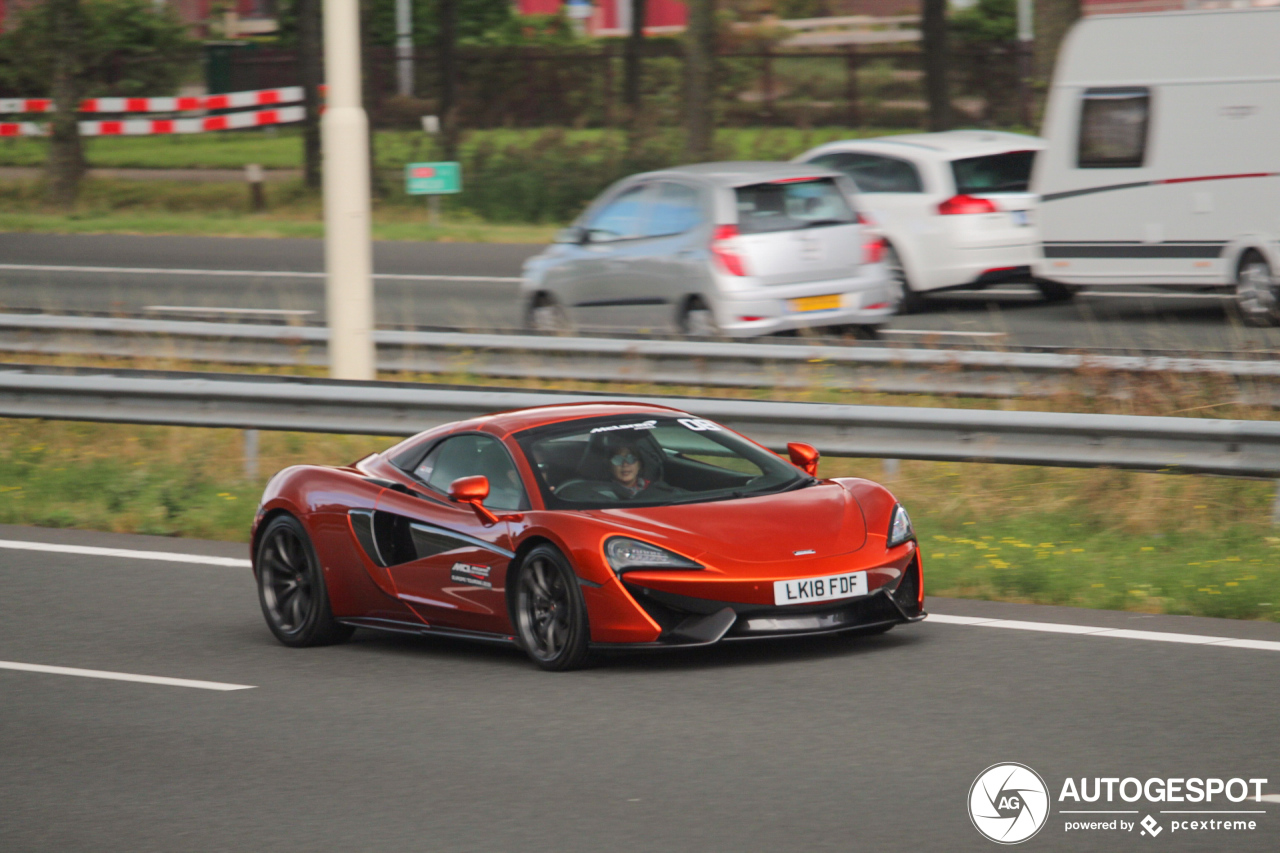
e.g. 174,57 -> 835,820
0,86 -> 306,115
0,105 -> 305,137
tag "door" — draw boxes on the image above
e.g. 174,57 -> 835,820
565,182 -> 654,329
378,434 -> 528,636
732,177 -> 864,287
633,181 -> 712,330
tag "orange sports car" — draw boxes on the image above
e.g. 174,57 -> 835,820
251,402 -> 924,670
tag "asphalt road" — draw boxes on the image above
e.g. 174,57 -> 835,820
1,233 -> 1277,352
2,523 -> 1278,852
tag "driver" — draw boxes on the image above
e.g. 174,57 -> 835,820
608,443 -> 650,498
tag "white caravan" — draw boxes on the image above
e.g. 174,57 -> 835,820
1032,7 -> 1280,325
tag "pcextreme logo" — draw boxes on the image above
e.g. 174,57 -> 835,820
968,764 -> 1270,844
969,763 -> 1051,844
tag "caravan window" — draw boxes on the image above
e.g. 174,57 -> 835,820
1078,88 -> 1150,168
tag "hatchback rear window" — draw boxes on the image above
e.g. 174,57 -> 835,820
950,151 -> 1036,195
734,178 -> 856,234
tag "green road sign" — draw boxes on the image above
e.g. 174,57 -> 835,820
405,161 -> 461,195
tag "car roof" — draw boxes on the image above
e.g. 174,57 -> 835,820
639,161 -> 845,187
806,130 -> 1046,160
476,401 -> 690,437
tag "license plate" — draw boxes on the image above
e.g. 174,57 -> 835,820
774,570 -> 868,605
1011,210 -> 1030,227
790,294 -> 841,313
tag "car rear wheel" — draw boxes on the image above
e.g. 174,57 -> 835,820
513,544 -> 591,671
1036,279 -> 1076,303
885,244 -> 926,314
256,515 -> 353,648
679,297 -> 719,337
1235,251 -> 1279,327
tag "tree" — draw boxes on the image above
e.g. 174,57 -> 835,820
623,0 -> 647,124
0,0 -> 195,207
684,0 -> 716,161
295,0 -> 323,190
921,0 -> 950,131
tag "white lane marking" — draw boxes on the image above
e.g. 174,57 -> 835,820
940,288 -> 1230,300
0,263 -> 521,284
929,613 -> 1280,652
0,538 -> 251,568
0,660 -> 254,690
144,305 -> 315,316
880,329 -> 1008,337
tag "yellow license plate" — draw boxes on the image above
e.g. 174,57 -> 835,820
790,294 -> 842,312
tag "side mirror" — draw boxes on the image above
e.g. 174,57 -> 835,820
448,475 -> 499,525
554,225 -> 589,245
787,442 -> 820,477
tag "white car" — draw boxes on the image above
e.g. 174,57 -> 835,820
795,131 -> 1061,312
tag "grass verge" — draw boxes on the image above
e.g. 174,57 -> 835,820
2,415 -> 1276,622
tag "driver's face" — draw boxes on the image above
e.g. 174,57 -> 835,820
610,448 -> 640,486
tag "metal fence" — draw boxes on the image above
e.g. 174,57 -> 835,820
221,43 -> 1020,130
4,313 -> 1277,405
1,363 -> 1278,479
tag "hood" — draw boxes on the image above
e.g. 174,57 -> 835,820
582,481 -> 866,565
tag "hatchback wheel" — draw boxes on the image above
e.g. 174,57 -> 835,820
256,515 -> 353,647
1235,252 -> 1279,327
513,545 -> 591,671
679,297 -> 719,336
525,294 -> 571,333
885,245 -> 926,314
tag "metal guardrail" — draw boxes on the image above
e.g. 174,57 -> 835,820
3,313 -> 1278,403
2,364 -> 1278,479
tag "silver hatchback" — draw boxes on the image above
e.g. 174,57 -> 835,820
520,162 -> 897,337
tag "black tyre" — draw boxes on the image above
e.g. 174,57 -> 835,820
512,544 -> 591,671
1235,251 -> 1279,327
525,293 -> 571,333
256,514 -> 354,648
678,297 -> 719,336
1036,279 -> 1076,303
885,244 -> 926,314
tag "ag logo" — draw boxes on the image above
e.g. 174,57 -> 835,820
968,763 -> 1050,844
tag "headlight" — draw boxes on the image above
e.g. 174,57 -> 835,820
604,537 -> 702,574
887,504 -> 914,548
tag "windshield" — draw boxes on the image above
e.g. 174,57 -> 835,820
514,414 -> 810,510
950,150 -> 1037,194
735,178 -> 856,234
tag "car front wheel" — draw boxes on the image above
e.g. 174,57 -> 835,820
256,514 -> 353,648
512,544 -> 591,671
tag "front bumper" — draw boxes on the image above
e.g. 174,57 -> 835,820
592,556 -> 925,649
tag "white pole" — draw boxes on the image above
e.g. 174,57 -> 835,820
395,0 -> 414,97
322,0 -> 375,381
1017,0 -> 1033,43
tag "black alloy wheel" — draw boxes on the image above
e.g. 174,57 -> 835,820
513,544 -> 591,671
256,514 -> 353,647
525,293 -> 571,333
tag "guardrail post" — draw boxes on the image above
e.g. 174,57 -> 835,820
882,458 -> 900,478
243,429 -> 260,482
1273,481 -> 1280,527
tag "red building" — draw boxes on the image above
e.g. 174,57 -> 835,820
518,0 -> 690,34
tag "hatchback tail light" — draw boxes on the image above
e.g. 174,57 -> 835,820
863,236 -> 886,264
711,224 -> 748,277
937,194 -> 998,215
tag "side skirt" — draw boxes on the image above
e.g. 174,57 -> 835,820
338,616 -> 518,646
